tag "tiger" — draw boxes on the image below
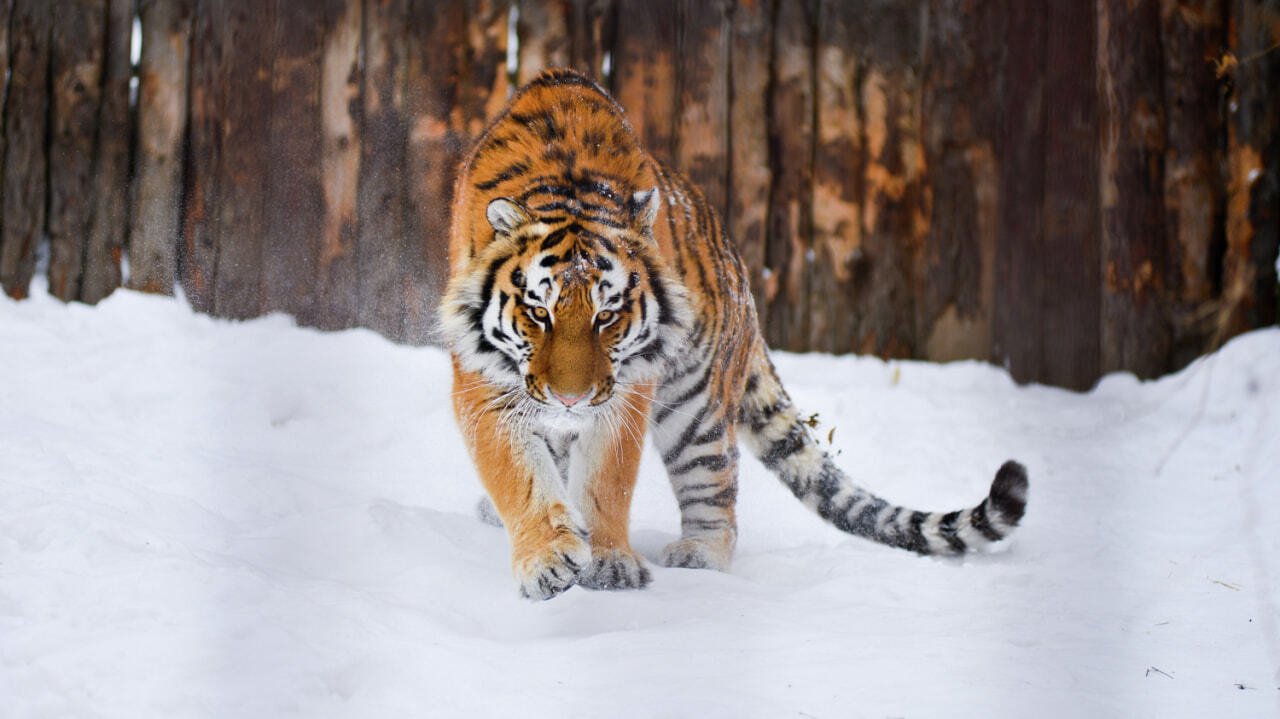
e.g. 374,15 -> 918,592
440,68 -> 1028,600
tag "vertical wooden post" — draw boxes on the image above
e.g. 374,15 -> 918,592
612,0 -> 679,164
1220,0 -> 1280,340
81,0 -> 135,304
845,1 -> 925,358
357,0 -> 411,341
1098,0 -> 1171,378
313,0 -> 364,331
262,0 -> 323,322
674,0 -> 730,220
130,0 -> 194,296
761,0 -> 815,352
47,0 -> 106,302
919,0 -> 1005,364
1160,0 -> 1225,316
809,0 -> 863,353
182,0 -> 227,312
517,0 -> 571,84
464,0 -> 511,138
569,0 -> 613,78
1039,0 -> 1100,390
0,0 -> 51,300
403,0 -> 466,343
993,0 -> 1047,384
726,0 -> 772,318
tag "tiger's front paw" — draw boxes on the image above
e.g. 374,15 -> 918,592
513,525 -> 592,600
660,535 -> 733,571
578,548 -> 652,591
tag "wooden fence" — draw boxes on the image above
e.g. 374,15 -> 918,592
0,0 -> 1276,390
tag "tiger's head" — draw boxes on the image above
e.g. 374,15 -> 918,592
442,188 -> 687,424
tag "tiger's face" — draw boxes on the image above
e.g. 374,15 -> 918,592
443,190 -> 685,424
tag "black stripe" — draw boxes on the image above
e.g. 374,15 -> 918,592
692,419 -> 726,446
654,367 -> 711,425
677,484 -> 736,509
759,424 -> 808,469
680,518 -> 732,532
671,454 -> 730,476
661,408 -> 708,464
904,511 -> 929,554
969,501 -> 1005,542
937,510 -> 967,553
475,160 -> 531,192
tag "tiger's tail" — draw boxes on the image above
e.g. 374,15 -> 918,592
736,350 -> 1028,555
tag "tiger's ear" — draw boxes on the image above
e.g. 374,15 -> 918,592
486,198 -> 533,235
629,187 -> 660,235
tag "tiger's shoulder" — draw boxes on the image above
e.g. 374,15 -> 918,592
449,69 -> 657,273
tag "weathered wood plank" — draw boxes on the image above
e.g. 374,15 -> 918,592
674,0 -> 730,220
81,0 -> 135,304
516,0 -> 571,84
1039,0 -> 1100,390
130,0 -> 194,296
1219,0 -> 1280,341
356,0 -> 410,341
611,0 -> 679,163
211,0 -> 274,319
1098,0 -> 1171,378
845,0 -> 924,358
726,0 -> 772,319
0,0 -> 14,288
761,0 -> 815,352
312,0 -> 364,331
47,0 -> 105,302
0,0 -> 11,114
0,0 -> 51,300
464,0 -> 511,138
403,0 -> 467,343
262,0 -> 323,322
993,0 -> 1046,384
809,0 -> 862,354
1160,0 -> 1225,318
919,0 -> 1005,364
182,0 -> 228,312
517,0 -> 613,84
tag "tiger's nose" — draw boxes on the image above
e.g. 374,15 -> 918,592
549,388 -> 592,407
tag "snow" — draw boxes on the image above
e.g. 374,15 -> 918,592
2,281 -> 1277,718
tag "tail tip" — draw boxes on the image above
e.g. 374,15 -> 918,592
989,460 -> 1029,526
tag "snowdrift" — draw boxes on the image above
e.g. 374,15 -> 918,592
2,283 -> 1277,717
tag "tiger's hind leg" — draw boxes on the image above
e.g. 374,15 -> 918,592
650,365 -> 739,571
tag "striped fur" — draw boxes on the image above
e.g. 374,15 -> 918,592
441,69 -> 1029,599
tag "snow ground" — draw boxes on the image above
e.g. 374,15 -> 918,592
2,282 -> 1277,718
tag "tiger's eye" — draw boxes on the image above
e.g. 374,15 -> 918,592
596,310 -> 614,323
532,306 -> 549,320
